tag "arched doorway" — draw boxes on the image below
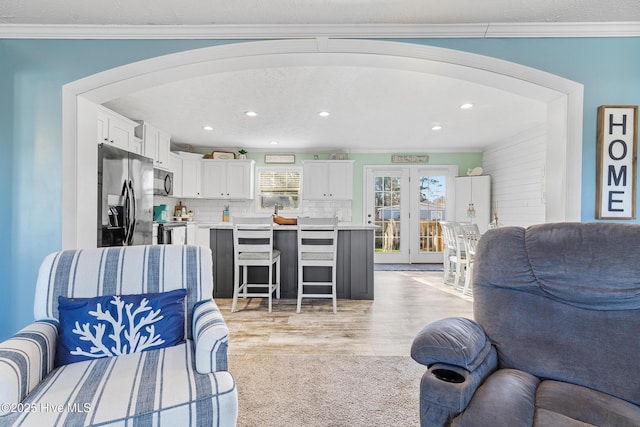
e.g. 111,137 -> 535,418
62,38 -> 583,248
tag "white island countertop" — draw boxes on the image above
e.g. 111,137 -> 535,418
198,222 -> 377,230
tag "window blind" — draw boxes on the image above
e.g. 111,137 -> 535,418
258,170 -> 301,193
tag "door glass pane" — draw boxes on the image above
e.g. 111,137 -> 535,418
418,175 -> 446,253
374,175 -> 401,253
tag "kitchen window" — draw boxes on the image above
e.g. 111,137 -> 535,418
256,167 -> 302,213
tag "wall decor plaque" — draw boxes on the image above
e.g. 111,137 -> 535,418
391,154 -> 428,163
596,105 -> 638,219
265,154 -> 296,164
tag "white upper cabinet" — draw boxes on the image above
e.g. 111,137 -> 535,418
97,107 -> 138,153
181,156 -> 202,198
167,152 -> 183,198
201,160 -> 255,199
137,122 -> 171,170
302,160 -> 354,200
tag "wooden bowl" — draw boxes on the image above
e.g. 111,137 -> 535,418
273,215 -> 297,225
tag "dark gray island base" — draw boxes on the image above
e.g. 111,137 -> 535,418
209,226 -> 374,300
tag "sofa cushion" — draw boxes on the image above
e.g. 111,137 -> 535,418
56,289 -> 186,366
452,369 -> 540,427
535,380 -> 640,427
476,223 -> 640,311
2,341 -> 237,427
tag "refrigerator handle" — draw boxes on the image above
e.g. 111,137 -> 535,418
127,180 -> 137,245
122,180 -> 131,245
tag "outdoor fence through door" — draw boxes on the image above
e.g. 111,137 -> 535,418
365,165 -> 457,264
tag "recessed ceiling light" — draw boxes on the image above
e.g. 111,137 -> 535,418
202,125 -> 213,131
318,111 -> 330,117
460,103 -> 474,110
245,111 -> 258,117
431,125 -> 442,131
270,141 -> 279,145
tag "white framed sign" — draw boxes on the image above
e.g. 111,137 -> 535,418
596,105 -> 638,219
264,154 -> 295,164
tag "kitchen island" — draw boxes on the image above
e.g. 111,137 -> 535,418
206,223 -> 375,300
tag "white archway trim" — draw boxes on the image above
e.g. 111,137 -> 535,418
62,38 -> 583,249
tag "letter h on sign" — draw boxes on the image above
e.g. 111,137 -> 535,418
596,105 -> 638,219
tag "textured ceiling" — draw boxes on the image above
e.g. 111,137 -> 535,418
2,0 -> 640,25
104,65 -> 547,152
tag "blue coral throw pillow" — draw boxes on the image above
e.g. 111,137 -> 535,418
56,288 -> 187,367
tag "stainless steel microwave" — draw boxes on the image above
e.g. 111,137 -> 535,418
153,169 -> 173,196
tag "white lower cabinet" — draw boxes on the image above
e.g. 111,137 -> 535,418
186,223 -> 196,245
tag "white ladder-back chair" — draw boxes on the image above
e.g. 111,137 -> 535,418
439,221 -> 458,285
460,222 -> 480,295
232,216 -> 281,313
296,217 -> 339,314
439,221 -> 469,289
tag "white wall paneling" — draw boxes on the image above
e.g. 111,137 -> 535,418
483,126 -> 547,227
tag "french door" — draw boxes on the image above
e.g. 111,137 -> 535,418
365,165 -> 457,263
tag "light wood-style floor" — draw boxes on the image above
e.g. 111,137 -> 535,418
216,271 -> 473,357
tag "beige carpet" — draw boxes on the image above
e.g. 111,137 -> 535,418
229,354 -> 425,427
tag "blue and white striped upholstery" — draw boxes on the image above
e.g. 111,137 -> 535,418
0,320 -> 58,412
0,245 -> 238,426
34,245 -> 213,340
193,300 -> 229,373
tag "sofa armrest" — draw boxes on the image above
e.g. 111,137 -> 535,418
411,317 -> 498,427
0,320 -> 58,414
192,300 -> 230,374
411,317 -> 492,371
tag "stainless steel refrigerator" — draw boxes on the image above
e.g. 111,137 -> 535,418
98,143 -> 154,247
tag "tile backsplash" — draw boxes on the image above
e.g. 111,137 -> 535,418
154,196 -> 352,223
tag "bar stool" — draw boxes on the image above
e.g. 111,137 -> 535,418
296,217 -> 339,314
232,216 -> 281,313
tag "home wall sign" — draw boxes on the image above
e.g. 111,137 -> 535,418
596,105 -> 638,219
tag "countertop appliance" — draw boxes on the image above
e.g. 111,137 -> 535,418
153,204 -> 168,222
98,143 -> 153,247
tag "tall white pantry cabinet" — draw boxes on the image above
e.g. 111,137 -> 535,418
455,175 -> 491,233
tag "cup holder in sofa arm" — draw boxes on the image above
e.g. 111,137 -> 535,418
431,368 -> 466,383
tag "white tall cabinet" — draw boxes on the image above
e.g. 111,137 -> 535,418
302,160 -> 354,200
455,175 -> 491,233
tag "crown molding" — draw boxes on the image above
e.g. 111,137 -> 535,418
486,21 -> 640,37
1,22 -> 640,39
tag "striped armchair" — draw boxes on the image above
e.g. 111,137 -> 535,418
0,245 -> 238,426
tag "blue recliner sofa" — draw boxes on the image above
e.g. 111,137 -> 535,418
411,222 -> 640,426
